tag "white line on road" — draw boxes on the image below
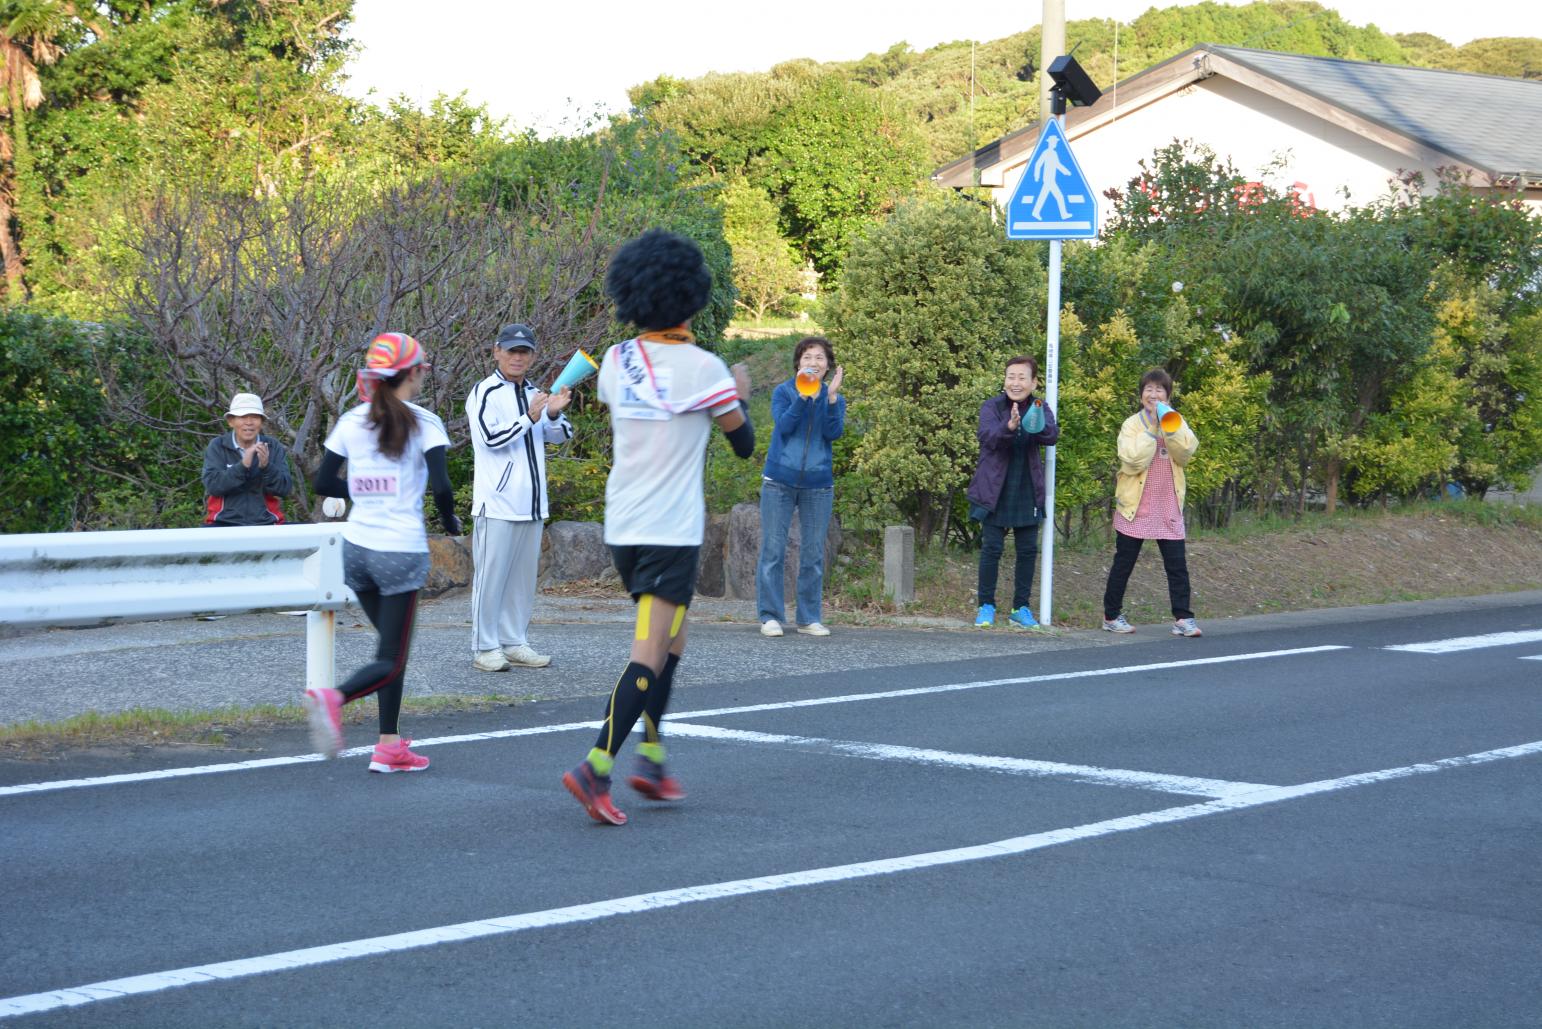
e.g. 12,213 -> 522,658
4,735 -> 1538,1019
664,722 -> 1276,798
0,646 -> 1347,798
1521,655 -> 1542,662
1384,629 -> 1542,654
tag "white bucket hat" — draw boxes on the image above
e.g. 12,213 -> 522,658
226,393 -> 266,418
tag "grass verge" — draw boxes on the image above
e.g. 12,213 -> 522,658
0,694 -> 532,759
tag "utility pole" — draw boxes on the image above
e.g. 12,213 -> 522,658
1040,0 -> 1066,122
1038,0 -> 1066,625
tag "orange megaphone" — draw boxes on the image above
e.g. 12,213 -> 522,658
1156,401 -> 1183,433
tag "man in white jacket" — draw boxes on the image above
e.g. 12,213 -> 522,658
466,323 -> 574,671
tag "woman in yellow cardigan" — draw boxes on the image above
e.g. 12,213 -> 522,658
1101,368 -> 1203,637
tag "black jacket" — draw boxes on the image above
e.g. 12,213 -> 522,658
201,432 -> 294,526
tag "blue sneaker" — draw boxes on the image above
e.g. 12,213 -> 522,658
1008,606 -> 1038,629
974,604 -> 995,628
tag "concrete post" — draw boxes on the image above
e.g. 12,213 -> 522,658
883,525 -> 915,604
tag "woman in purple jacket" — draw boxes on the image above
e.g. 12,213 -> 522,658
966,355 -> 1059,629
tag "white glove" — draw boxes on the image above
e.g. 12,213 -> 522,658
321,497 -> 346,519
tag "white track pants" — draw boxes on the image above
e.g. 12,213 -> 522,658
470,516 -> 543,653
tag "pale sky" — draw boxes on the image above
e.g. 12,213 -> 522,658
344,0 -> 1530,134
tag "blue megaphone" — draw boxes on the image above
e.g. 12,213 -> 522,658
1155,401 -> 1183,433
550,349 -> 599,392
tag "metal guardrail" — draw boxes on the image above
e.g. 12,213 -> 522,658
0,524 -> 353,693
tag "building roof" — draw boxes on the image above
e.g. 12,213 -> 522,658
933,44 -> 1542,189
1211,45 -> 1542,176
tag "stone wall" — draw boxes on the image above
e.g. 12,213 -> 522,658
426,507 -> 842,600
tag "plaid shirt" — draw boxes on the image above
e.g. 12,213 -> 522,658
985,428 -> 1042,528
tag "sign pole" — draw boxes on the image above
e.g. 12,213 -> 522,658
1041,234 -> 1061,627
1003,54 -> 1100,627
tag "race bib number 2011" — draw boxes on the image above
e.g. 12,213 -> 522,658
350,474 -> 398,497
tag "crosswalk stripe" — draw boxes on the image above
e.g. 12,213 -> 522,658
1384,629 -> 1542,654
665,722 -> 1275,798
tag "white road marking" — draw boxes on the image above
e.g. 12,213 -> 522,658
664,722 -> 1275,798
1521,655 -> 1542,661
0,646 -> 1347,798
4,736 -> 1538,1019
670,646 -> 1349,720
1384,629 -> 1542,654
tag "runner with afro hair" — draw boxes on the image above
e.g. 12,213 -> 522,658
562,230 -> 756,825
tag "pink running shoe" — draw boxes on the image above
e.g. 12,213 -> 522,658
369,738 -> 430,773
303,687 -> 344,758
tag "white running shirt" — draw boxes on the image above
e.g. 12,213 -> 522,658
324,401 -> 450,553
597,338 -> 739,546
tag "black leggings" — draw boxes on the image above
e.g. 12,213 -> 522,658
1102,532 -> 1192,620
338,589 -> 419,735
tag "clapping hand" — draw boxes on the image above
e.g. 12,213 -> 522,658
527,391 -> 550,420
828,365 -> 844,400
546,386 -> 572,417
254,441 -> 270,468
1007,402 -> 1022,431
731,362 -> 752,403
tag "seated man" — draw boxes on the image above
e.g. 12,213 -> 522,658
202,392 -> 293,526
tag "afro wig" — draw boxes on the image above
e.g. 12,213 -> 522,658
604,229 -> 712,331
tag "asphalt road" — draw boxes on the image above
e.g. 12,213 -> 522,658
2,593 -> 1540,1027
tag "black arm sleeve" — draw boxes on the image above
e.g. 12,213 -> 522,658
424,445 -> 462,535
312,448 -> 349,499
724,400 -> 755,459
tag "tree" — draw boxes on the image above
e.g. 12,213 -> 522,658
1226,205 -> 1434,513
0,0 -> 78,297
824,193 -> 1046,544
719,177 -> 801,320
1382,172 -> 1542,496
101,173 -> 618,519
751,76 -> 927,275
19,0 -> 357,306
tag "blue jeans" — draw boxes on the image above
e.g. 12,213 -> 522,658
757,480 -> 834,625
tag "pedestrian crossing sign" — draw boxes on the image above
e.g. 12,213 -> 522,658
1005,119 -> 1097,240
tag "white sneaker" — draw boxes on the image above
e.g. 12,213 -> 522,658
797,622 -> 831,636
503,643 -> 552,668
473,649 -> 510,672
760,620 -> 784,637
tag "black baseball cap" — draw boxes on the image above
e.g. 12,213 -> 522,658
495,323 -> 537,351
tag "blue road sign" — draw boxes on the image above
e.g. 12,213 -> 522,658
1005,119 -> 1097,240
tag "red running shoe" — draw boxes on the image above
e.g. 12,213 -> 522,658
368,738 -> 430,773
562,762 -> 627,825
628,755 -> 685,801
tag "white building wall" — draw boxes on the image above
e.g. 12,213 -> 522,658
986,77 -> 1539,224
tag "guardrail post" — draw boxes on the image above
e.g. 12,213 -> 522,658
306,610 -> 336,694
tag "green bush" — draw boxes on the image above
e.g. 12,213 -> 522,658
0,311 -> 155,533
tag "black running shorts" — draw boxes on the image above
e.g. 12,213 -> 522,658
609,544 -> 699,608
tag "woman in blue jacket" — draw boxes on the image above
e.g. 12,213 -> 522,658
757,336 -> 846,638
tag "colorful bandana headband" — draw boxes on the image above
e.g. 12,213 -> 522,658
357,332 -> 426,401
